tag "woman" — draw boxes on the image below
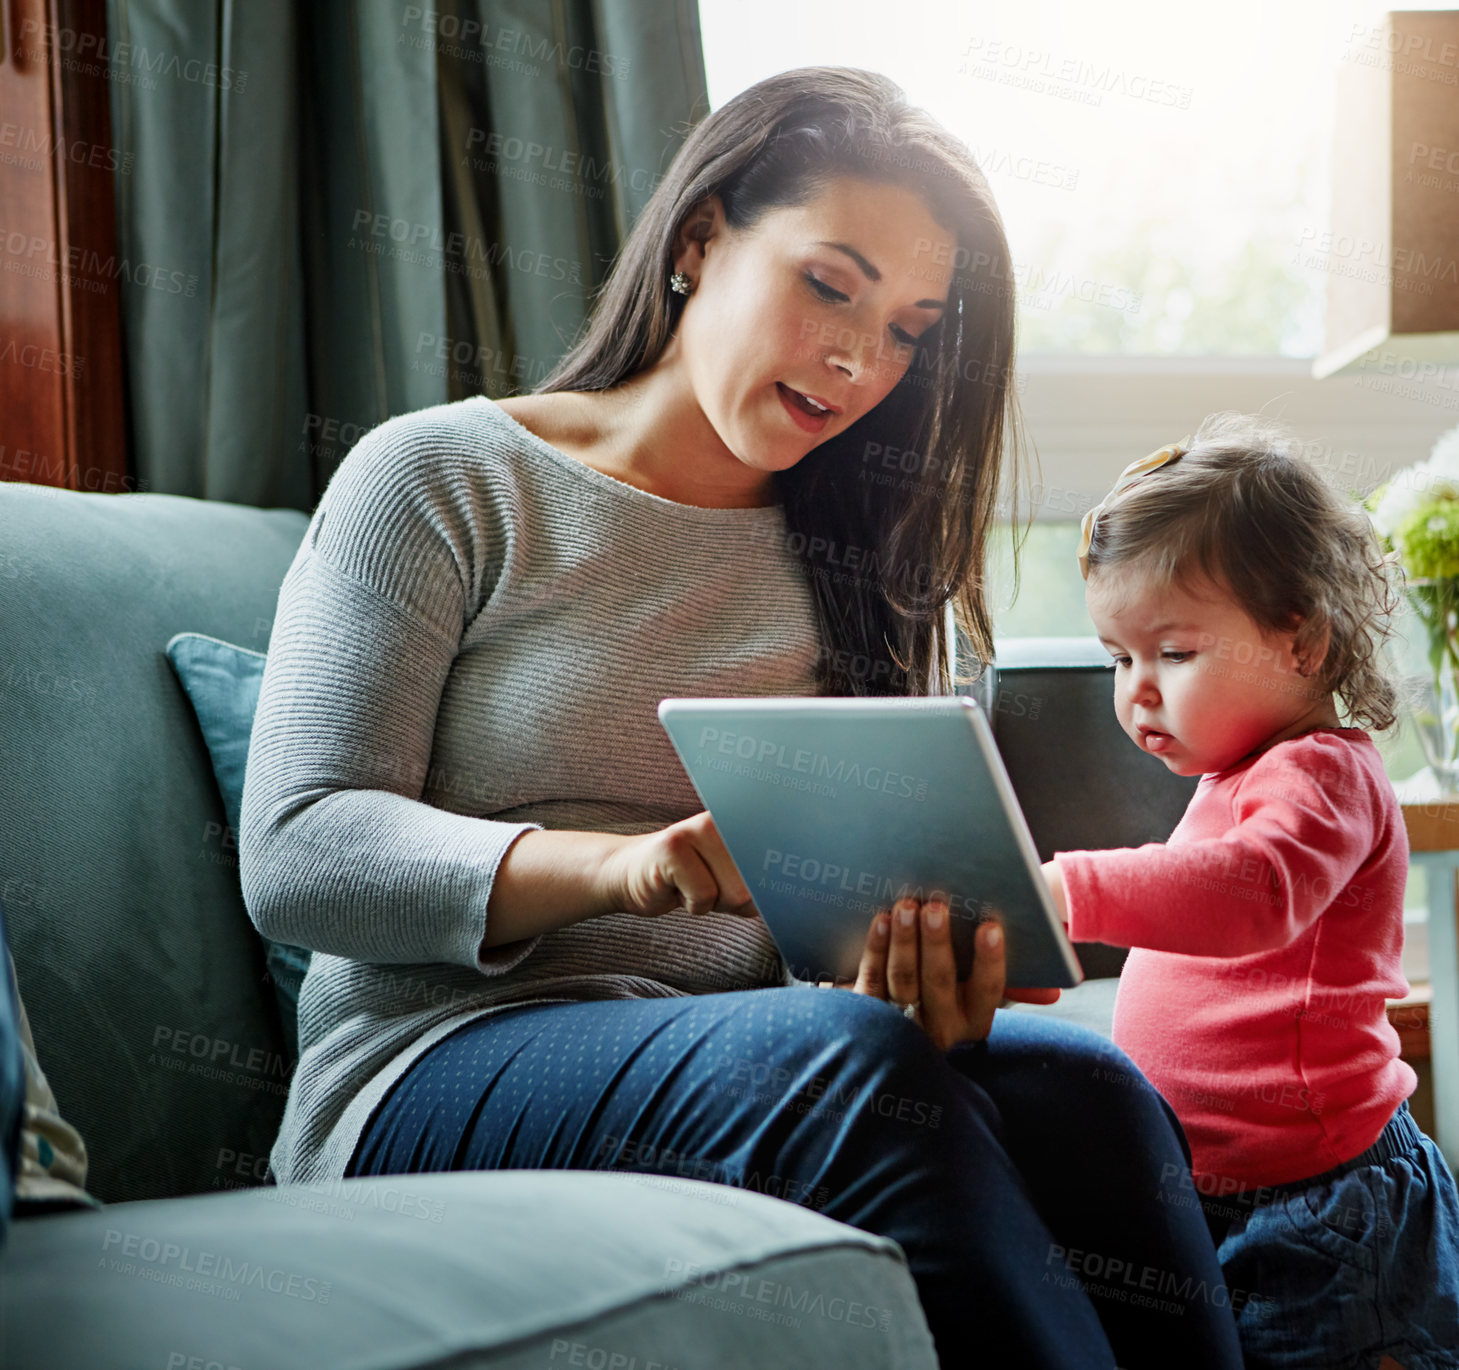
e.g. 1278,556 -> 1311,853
239,67 -> 1243,1369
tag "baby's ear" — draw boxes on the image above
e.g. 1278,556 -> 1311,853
1292,617 -> 1331,678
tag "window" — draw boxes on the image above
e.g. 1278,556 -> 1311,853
700,0 -> 1450,358
701,0 -> 1459,797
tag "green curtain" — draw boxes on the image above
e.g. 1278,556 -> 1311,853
104,0 -> 708,509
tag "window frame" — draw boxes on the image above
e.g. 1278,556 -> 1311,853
1013,353 -> 1459,524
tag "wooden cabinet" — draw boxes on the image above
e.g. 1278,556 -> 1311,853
1,0 -> 128,492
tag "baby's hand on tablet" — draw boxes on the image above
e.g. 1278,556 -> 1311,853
1040,860 -> 1069,927
844,898 -> 1060,1051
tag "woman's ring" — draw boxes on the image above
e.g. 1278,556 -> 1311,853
901,1000 -> 921,1022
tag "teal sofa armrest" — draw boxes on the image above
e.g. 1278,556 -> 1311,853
0,481 -> 309,1203
0,1170 -> 938,1369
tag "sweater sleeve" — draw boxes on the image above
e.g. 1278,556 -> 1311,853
1054,742 -> 1378,957
238,420 -> 545,972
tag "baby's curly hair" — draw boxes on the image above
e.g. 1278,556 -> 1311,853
1082,412 -> 1402,732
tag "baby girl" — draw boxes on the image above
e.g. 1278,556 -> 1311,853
1039,412 -> 1459,1370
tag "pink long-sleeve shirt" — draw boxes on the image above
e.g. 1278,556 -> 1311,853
1055,726 -> 1417,1190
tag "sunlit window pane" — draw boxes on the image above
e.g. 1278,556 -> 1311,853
699,0 -> 1453,357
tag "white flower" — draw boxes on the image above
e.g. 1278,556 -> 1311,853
1371,476 -> 1429,539
1430,424 -> 1459,481
1371,424 -> 1459,539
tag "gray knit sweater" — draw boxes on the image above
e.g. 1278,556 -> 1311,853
239,395 -> 823,1185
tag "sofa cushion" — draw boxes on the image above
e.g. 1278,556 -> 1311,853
163,632 -> 311,1059
1007,974 -> 1120,1040
0,481 -> 309,1204
0,1170 -> 937,1369
978,636 -> 1199,857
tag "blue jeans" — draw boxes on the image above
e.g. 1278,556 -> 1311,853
1204,1102 -> 1459,1370
346,987 -> 1244,1369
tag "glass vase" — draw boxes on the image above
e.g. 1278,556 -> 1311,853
1404,580 -> 1459,794
1409,659 -> 1459,794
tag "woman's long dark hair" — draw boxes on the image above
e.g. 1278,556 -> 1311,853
535,67 -> 1025,696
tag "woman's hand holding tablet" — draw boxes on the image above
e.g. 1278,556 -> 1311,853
843,898 -> 1062,1052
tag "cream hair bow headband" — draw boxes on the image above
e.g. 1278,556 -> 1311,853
1076,441 -> 1190,581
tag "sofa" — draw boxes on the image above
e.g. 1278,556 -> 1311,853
0,479 -> 1195,1368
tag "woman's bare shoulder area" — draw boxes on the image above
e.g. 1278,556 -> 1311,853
492,392 -> 604,464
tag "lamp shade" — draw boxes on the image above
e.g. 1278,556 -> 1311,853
1313,10 -> 1459,378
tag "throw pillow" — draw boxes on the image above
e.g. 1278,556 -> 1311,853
163,632 -> 311,1058
7,946 -> 101,1215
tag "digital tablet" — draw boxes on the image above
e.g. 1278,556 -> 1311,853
657,696 -> 1083,990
